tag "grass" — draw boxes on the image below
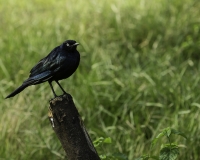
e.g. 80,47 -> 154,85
0,0 -> 200,159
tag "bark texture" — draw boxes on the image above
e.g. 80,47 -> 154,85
48,93 -> 100,160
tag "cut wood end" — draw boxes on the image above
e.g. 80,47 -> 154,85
49,94 -> 72,105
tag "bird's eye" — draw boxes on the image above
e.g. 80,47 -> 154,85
66,43 -> 69,47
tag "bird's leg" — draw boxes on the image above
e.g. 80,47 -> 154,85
55,80 -> 67,94
48,81 -> 57,97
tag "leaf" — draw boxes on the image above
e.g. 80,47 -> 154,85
165,128 -> 171,137
151,132 -> 165,149
104,137 -> 112,143
170,129 -> 187,139
151,127 -> 174,148
159,144 -> 179,160
100,154 -> 107,159
93,137 -> 104,147
93,137 -> 112,148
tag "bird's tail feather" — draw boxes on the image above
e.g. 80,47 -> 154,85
5,72 -> 52,99
5,83 -> 29,99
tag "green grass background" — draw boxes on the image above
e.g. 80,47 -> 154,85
0,0 -> 200,159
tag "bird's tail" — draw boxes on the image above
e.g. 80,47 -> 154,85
5,83 -> 29,99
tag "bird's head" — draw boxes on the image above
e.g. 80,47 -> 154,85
61,40 -> 79,50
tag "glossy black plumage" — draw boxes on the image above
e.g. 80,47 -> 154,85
6,40 -> 80,98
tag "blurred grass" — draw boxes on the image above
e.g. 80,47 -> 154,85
0,0 -> 200,159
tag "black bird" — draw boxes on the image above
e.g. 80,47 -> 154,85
6,40 -> 80,98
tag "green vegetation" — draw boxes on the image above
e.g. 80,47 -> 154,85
0,0 -> 200,159
137,127 -> 187,160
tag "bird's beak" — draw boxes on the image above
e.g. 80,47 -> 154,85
73,43 -> 79,46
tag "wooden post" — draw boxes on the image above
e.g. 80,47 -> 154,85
48,93 -> 100,160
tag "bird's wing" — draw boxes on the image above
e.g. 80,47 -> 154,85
29,46 -> 61,78
23,70 -> 53,85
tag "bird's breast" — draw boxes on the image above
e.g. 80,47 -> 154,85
53,51 -> 80,80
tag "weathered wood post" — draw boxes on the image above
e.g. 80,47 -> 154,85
48,93 -> 100,160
